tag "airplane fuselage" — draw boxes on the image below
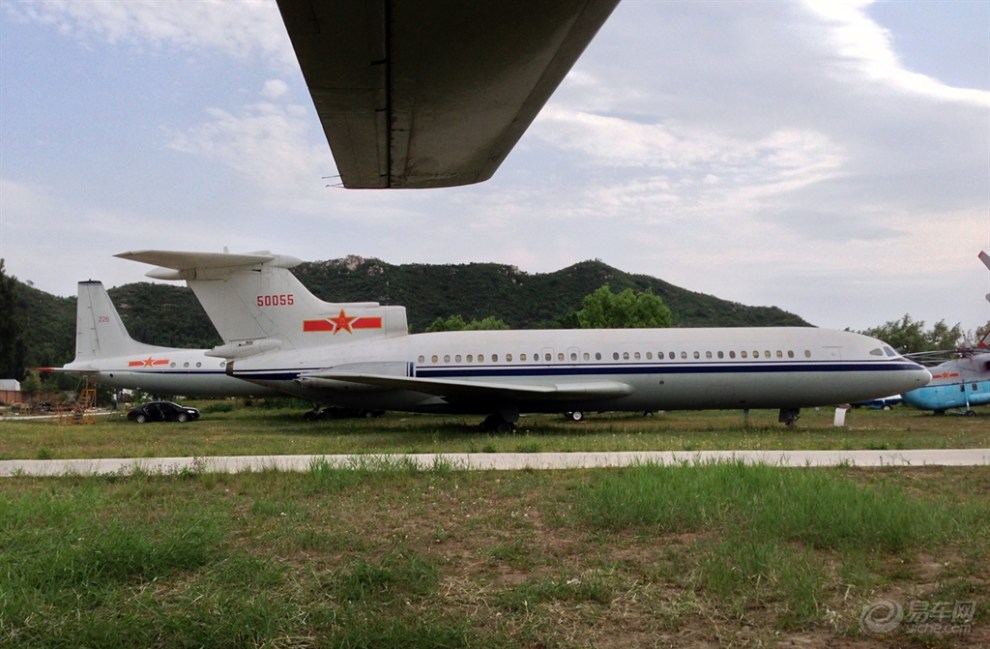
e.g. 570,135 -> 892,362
229,327 -> 930,415
62,349 -> 278,398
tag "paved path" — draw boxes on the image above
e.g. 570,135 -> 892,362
1,449 -> 988,477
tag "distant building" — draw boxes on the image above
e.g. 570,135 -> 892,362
0,379 -> 23,404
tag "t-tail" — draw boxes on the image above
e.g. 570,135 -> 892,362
64,280 -> 176,372
115,250 -> 409,359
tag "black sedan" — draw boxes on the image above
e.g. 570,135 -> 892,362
127,401 -> 201,424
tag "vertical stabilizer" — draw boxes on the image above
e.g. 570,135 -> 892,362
73,281 -> 165,362
115,250 -> 409,354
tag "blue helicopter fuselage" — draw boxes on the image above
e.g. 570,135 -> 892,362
902,352 -> 990,413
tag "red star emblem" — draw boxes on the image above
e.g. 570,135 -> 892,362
328,309 -> 357,334
142,357 -> 155,367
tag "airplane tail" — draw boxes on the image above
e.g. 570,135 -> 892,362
65,280 -> 173,370
115,250 -> 409,358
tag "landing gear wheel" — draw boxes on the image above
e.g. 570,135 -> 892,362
778,408 -> 801,427
565,411 -> 584,422
481,413 -> 515,433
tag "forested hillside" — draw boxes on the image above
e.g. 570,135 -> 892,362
10,257 -> 809,371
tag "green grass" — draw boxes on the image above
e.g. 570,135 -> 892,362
0,404 -> 986,460
0,405 -> 987,646
0,463 -> 987,648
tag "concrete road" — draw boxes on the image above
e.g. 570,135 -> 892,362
1,449 -> 988,477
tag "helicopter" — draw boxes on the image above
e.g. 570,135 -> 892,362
901,252 -> 990,415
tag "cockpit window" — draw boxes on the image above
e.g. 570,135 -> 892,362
869,348 -> 884,356
883,346 -> 898,357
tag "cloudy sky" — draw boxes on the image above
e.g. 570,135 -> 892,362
2,0 -> 988,333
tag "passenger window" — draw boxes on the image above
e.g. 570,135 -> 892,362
634,352 -> 641,360
706,351 -> 713,359
545,353 -> 552,362
717,351 -> 724,359
506,353 -> 512,362
776,350 -> 783,358
741,351 -> 748,359
804,350 -> 812,358
623,352 -> 630,360
693,351 -> 700,359
444,354 -> 451,363
419,355 -> 425,363
558,352 -> 564,362
787,350 -> 794,358
455,355 -> 462,363
595,352 -> 602,360
583,352 -> 590,361
681,351 -> 688,359
520,353 -> 527,361
431,355 -> 439,363
570,352 -> 578,361
729,351 -> 735,359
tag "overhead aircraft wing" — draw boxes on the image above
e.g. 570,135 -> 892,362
276,0 -> 619,188
298,371 -> 633,402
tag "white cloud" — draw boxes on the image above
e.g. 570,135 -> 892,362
6,0 -> 294,66
261,78 -> 288,99
802,0 -> 990,106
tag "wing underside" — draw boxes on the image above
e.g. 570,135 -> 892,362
276,0 -> 619,188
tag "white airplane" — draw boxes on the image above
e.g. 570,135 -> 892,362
46,280 -> 278,398
116,250 -> 931,430
276,0 -> 620,188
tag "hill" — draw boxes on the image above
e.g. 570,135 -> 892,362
10,258 -> 809,370
293,257 -> 808,331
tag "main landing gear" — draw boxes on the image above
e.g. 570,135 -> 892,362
778,408 -> 801,427
481,406 -> 520,433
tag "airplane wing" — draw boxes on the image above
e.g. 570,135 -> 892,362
298,371 -> 633,402
276,0 -> 619,188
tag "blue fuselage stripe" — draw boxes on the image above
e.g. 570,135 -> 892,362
235,361 -> 920,382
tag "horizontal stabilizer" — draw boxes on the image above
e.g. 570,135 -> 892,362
116,250 -> 303,280
299,371 -> 632,402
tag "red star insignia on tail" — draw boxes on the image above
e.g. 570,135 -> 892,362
328,309 -> 356,334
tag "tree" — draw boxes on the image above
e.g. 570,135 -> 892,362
0,259 -> 26,379
575,284 -> 673,329
426,315 -> 510,332
859,314 -> 963,354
